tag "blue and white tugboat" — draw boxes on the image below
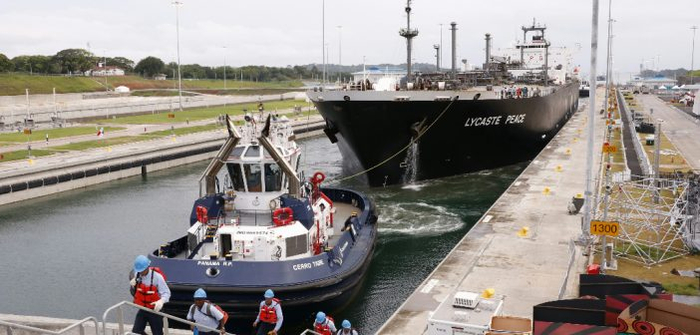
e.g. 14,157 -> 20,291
147,113 -> 378,320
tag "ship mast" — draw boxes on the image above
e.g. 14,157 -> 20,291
399,0 -> 418,86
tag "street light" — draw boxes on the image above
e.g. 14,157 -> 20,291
321,0 -> 326,85
337,26 -> 342,66
223,46 -> 227,90
172,1 -> 183,112
691,26 -> 697,85
439,23 -> 443,71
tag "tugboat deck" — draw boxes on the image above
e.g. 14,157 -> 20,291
176,202 -> 360,260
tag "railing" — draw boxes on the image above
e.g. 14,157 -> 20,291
0,317 -> 99,335
618,90 -> 651,175
102,301 -> 232,335
299,330 -> 322,335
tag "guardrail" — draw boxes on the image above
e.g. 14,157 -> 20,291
0,317 -> 99,335
102,301 -> 231,335
617,90 -> 651,175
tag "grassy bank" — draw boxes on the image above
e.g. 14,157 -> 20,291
95,99 -> 306,124
0,74 -> 304,96
0,74 -> 105,96
0,126 -> 124,143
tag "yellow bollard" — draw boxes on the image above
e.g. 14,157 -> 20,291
517,226 -> 530,237
28,159 -> 35,165
543,187 -> 551,195
565,148 -> 572,155
555,165 -> 563,172
482,288 -> 495,299
171,137 -> 177,142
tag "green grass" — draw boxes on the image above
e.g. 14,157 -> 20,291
142,124 -> 223,137
51,136 -> 146,151
0,149 -> 54,161
96,100 -> 305,125
0,74 -> 106,96
664,283 -> 700,296
0,126 -> 124,143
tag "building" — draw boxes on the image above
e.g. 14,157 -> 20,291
86,65 -> 125,77
629,76 -> 676,89
351,67 -> 406,84
153,74 -> 167,80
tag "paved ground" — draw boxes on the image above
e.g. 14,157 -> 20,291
637,95 -> 700,170
378,91 -> 606,334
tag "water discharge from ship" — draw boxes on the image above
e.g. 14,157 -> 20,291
402,141 -> 420,185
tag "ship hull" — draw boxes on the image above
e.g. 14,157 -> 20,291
308,83 -> 579,186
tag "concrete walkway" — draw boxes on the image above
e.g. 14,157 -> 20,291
636,95 -> 700,170
378,92 -> 606,334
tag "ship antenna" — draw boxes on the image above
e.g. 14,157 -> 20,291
399,0 -> 418,87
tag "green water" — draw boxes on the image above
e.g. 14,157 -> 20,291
0,136 -> 523,334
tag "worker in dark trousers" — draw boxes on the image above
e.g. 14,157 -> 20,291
253,289 -> 282,335
341,211 -> 359,243
130,255 -> 170,335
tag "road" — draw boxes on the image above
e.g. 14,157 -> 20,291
637,95 -> 700,170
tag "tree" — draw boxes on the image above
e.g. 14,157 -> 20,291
107,57 -> 135,72
0,53 -> 13,72
134,56 -> 165,77
52,48 -> 96,74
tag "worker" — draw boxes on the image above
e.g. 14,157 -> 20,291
313,311 -> 336,335
341,212 -> 359,243
186,289 -> 227,335
337,320 -> 358,335
130,255 -> 170,335
252,289 -> 282,335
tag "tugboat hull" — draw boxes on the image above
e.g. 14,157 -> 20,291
150,188 -> 378,319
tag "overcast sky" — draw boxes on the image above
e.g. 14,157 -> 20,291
1,0 -> 698,79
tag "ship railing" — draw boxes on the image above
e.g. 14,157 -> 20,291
0,317 -> 99,335
102,301 -> 234,335
299,330 -> 323,335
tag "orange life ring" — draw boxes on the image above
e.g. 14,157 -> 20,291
272,207 -> 294,226
196,206 -> 209,224
312,172 -> 325,183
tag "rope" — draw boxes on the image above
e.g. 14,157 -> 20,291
329,95 -> 459,183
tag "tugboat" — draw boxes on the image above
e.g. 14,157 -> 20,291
147,113 -> 378,321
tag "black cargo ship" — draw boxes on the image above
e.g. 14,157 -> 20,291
308,1 -> 580,186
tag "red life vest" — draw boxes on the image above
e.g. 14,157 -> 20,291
258,298 -> 280,323
314,317 -> 335,335
133,267 -> 166,309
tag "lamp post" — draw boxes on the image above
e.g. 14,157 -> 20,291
223,46 -> 227,90
172,1 -> 183,112
439,23 -> 443,71
583,0 -> 600,242
337,25 -> 342,83
322,0 -> 326,86
691,26 -> 697,85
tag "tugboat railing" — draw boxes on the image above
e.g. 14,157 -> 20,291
299,330 -> 323,335
0,317 -> 99,335
102,301 -> 233,335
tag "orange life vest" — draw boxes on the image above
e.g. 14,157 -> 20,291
258,298 -> 280,323
133,267 -> 166,309
314,317 -> 335,335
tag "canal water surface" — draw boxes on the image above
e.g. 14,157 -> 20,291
0,136 -> 523,334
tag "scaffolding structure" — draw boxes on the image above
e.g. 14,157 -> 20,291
597,175 -> 698,266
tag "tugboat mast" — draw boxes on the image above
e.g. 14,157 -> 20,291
399,0 -> 419,85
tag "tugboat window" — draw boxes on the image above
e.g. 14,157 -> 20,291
244,164 -> 262,192
230,146 -> 245,158
244,145 -> 261,158
264,163 -> 283,192
226,163 -> 246,191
